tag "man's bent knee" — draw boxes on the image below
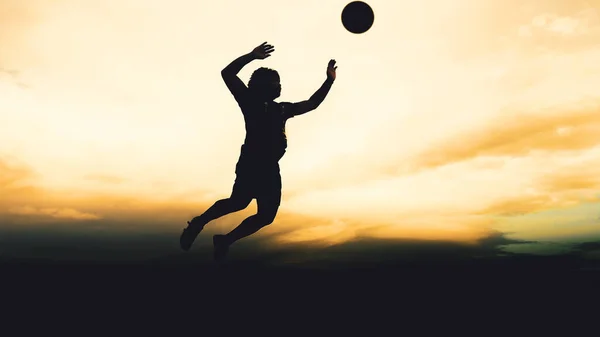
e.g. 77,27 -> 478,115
256,212 -> 277,226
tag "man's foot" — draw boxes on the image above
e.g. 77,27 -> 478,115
179,220 -> 204,251
213,235 -> 230,262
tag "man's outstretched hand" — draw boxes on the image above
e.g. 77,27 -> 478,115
251,42 -> 274,60
327,59 -> 337,81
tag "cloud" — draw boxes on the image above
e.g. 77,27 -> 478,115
7,206 -> 101,220
477,230 -> 537,248
252,208 -> 498,251
0,156 -> 33,188
564,241 -> 600,260
407,102 -> 600,172
263,216 -> 362,246
0,67 -> 28,88
514,7 -> 600,55
285,96 -> 600,197
477,195 -> 560,217
537,163 -> 600,192
520,12 -> 594,37
420,0 -> 600,61
572,241 -> 600,251
0,155 -> 233,233
0,156 -> 42,207
478,149 -> 600,217
240,229 -> 549,268
0,157 -> 101,221
0,68 -> 19,78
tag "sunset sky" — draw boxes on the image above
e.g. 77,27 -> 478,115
1,0 -> 599,263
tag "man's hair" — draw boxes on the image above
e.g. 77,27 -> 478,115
248,67 -> 279,92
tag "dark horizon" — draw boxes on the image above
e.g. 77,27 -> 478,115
1,224 -> 598,271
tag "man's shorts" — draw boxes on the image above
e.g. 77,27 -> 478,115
232,152 -> 282,203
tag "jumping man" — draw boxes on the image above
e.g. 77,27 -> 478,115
180,41 -> 337,261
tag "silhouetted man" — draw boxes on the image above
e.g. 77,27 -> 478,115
180,42 -> 337,261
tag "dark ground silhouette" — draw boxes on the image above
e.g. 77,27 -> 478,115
2,232 -> 597,334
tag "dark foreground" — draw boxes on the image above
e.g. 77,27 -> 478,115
1,256 -> 598,335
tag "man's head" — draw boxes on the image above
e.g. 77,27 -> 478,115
248,67 -> 281,101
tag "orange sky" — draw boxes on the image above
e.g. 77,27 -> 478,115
1,0 -> 599,250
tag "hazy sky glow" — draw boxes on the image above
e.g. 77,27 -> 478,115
1,0 -> 599,261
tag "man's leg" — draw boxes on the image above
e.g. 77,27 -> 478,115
213,172 -> 281,260
180,183 -> 252,251
189,197 -> 251,228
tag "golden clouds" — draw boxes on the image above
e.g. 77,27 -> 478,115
262,210 -> 493,247
410,103 -> 600,171
0,156 -> 101,222
518,9 -> 599,38
0,156 -> 42,206
478,195 -> 560,217
7,205 -> 101,220
272,218 -> 357,245
404,102 -> 600,219
0,156 -> 33,188
539,166 -> 600,192
280,100 -> 600,244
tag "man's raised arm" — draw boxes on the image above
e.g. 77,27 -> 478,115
221,42 -> 274,103
288,59 -> 337,117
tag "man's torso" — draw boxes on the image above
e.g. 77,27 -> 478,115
239,97 -> 293,164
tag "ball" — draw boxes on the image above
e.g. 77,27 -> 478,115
341,1 -> 375,34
